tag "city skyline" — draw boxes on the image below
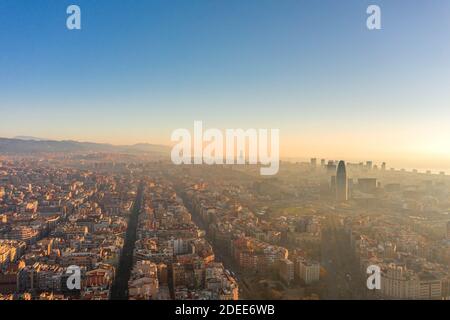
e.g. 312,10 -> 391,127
1,135 -> 448,173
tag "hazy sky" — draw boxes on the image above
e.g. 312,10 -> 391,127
1,0 -> 449,169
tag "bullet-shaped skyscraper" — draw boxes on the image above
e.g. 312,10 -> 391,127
336,160 -> 348,202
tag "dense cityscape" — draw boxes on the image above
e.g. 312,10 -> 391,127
1,151 -> 449,300
1,2 -> 449,315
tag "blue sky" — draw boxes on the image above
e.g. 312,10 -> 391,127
1,0 -> 450,168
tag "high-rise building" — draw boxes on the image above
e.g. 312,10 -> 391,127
310,158 -> 317,168
336,161 -> 348,202
320,159 -> 326,167
330,176 -> 336,194
296,259 -> 320,285
326,161 -> 336,174
279,259 -> 294,285
381,264 -> 442,300
358,178 -> 377,194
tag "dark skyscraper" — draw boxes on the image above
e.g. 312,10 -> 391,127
336,161 -> 348,202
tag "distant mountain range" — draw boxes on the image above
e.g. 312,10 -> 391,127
0,137 -> 170,154
14,136 -> 48,141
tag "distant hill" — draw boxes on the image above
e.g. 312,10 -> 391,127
0,137 -> 170,154
125,143 -> 170,154
14,136 -> 47,141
